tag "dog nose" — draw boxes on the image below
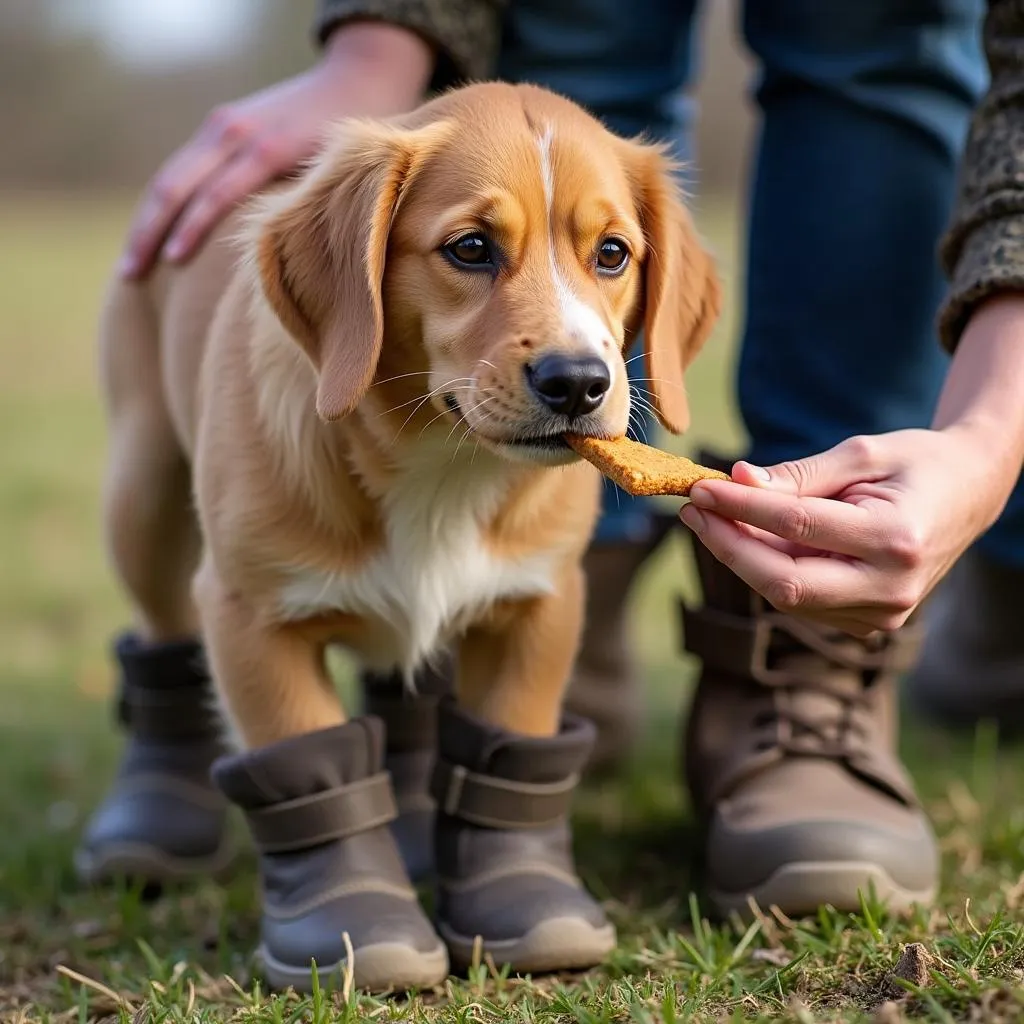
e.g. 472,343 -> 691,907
526,355 -> 611,419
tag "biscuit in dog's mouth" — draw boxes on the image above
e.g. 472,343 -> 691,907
564,434 -> 730,496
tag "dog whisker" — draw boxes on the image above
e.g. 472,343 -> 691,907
628,393 -> 660,424
371,370 -> 437,387
627,376 -> 688,394
421,388 -> 495,442
448,420 -> 478,464
445,396 -> 495,449
382,378 -> 475,419
628,383 -> 668,417
418,405 -> 458,438
626,408 -> 651,446
455,407 -> 497,462
383,381 -> 476,416
391,379 -> 477,442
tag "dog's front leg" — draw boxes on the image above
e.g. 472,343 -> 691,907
192,559 -> 448,994
191,559 -> 344,749
432,561 -> 617,974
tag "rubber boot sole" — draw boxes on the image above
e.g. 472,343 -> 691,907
441,916 -> 617,975
257,939 -> 449,994
74,837 -> 236,890
709,861 -> 937,920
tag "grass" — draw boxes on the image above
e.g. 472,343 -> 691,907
2,190 -> 1024,1023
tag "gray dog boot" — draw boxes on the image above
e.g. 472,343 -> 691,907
432,699 -> 616,974
75,633 -> 232,888
361,662 -> 451,882
212,717 -> 448,994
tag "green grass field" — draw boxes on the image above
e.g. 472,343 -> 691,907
2,193 -> 1024,1023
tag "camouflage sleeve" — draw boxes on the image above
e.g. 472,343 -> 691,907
312,0 -> 508,92
939,0 -> 1024,350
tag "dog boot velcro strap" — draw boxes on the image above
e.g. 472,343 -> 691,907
361,665 -> 448,883
75,632 -> 231,888
245,772 -> 397,854
114,632 -> 222,741
433,698 -> 615,974
431,760 -> 578,829
212,717 -> 448,995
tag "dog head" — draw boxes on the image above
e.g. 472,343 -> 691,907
253,82 -> 721,464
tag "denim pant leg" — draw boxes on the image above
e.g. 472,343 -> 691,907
739,0 -> 1024,568
736,3 -> 1024,565
498,0 -> 700,545
737,0 -> 986,464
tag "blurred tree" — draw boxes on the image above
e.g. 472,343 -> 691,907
0,0 -> 318,189
0,0 -> 750,196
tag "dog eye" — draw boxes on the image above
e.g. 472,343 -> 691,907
444,233 -> 494,268
596,238 -> 629,273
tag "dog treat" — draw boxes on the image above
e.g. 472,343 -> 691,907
565,434 -> 730,497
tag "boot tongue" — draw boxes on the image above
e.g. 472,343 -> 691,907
437,699 -> 595,783
212,717 -> 386,808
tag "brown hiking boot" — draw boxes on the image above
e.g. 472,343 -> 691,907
212,717 -> 448,994
563,517 -> 677,773
680,476 -> 938,919
904,547 -> 1024,733
360,663 -> 451,883
75,633 -> 233,889
432,698 -> 616,974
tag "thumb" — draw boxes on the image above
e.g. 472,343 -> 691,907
732,436 -> 883,498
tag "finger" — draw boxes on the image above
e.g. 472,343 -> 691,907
729,434 -> 894,499
684,510 -> 911,635
788,605 -> 909,638
734,520 -> 822,559
680,506 -> 883,613
118,142 -> 232,280
687,479 -> 882,559
163,145 -> 285,263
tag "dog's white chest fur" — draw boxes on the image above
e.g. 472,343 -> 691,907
276,449 -> 557,676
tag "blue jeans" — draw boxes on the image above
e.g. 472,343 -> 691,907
499,0 -> 1024,567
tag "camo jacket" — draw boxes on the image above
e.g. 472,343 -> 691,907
940,0 -> 1024,350
314,0 -> 1024,352
313,0 -> 507,93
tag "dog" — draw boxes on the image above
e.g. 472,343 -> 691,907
95,81 -> 721,992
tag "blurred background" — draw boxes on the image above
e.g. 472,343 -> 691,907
0,0 -> 754,194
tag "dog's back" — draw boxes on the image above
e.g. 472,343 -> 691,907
98,207 -> 251,462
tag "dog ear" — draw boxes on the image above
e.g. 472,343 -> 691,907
627,143 -> 722,435
254,119 -> 450,422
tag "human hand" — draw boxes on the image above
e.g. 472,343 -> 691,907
118,22 -> 434,280
679,425 -> 1017,637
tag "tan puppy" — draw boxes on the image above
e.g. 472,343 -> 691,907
97,82 -> 720,992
